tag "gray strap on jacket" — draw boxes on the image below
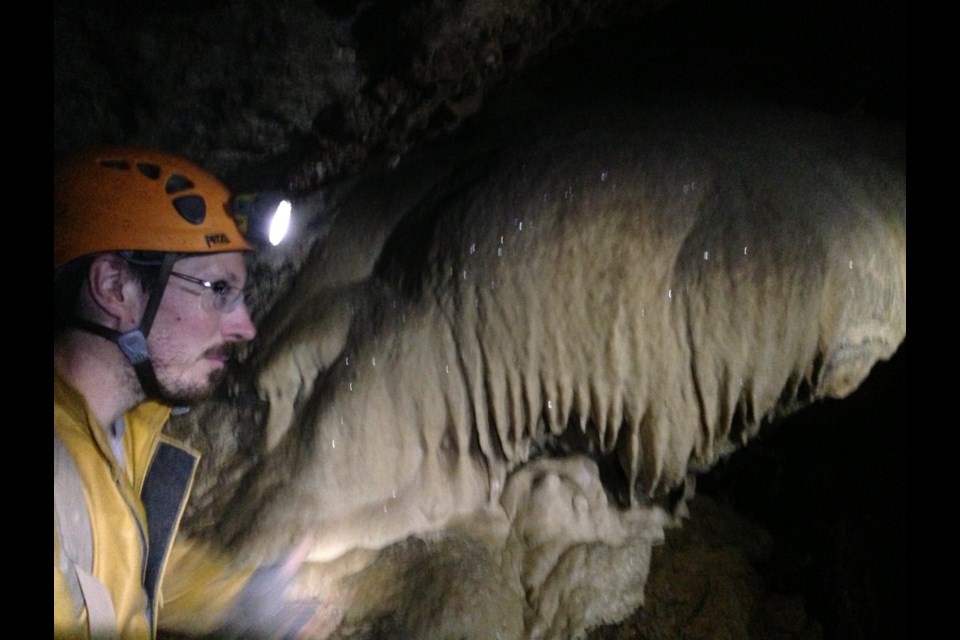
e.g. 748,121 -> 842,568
54,432 -> 120,639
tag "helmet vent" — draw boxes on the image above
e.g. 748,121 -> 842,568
165,173 -> 195,194
172,194 -> 207,224
136,162 -> 162,180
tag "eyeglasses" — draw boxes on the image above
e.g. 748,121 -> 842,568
168,271 -> 245,313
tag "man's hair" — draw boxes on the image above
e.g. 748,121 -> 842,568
53,253 -> 163,337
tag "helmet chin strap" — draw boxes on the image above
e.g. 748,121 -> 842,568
70,253 -> 179,397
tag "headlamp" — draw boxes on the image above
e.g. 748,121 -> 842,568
230,192 -> 293,247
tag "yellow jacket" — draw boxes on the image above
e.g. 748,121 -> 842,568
53,370 -> 257,639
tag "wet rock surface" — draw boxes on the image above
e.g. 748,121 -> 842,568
588,342 -> 905,640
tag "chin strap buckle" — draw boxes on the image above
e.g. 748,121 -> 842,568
117,330 -> 150,365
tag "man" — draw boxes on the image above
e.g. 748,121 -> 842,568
54,147 -> 339,639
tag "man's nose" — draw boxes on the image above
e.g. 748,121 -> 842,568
222,302 -> 257,342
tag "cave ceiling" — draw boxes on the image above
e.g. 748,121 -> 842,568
53,0 -> 904,194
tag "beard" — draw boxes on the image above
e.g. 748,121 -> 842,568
155,365 -> 228,406
148,344 -> 235,406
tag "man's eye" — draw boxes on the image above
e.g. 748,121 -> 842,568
210,281 -> 231,295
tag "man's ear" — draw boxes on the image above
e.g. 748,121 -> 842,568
85,254 -> 147,331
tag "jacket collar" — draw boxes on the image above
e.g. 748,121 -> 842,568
54,368 -> 172,442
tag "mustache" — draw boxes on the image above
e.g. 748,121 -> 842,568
203,344 -> 236,360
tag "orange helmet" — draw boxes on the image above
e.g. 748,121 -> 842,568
54,146 -> 252,270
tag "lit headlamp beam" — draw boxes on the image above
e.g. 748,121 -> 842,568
231,192 -> 294,247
